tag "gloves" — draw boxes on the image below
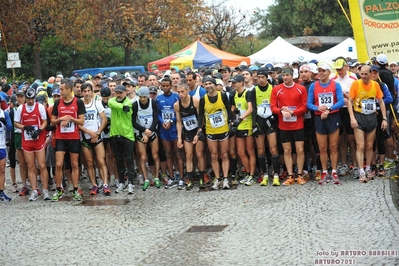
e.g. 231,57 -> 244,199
123,105 -> 130,113
232,117 -> 242,128
252,124 -> 259,137
31,129 -> 42,140
23,125 -> 35,131
46,125 -> 56,131
0,117 -> 6,125
103,127 -> 110,134
197,131 -> 205,142
6,140 -> 10,147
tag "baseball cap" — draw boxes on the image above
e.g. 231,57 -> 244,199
281,66 -> 294,75
299,64 -> 311,72
100,87 -> 111,97
149,86 -> 158,93
235,65 -> 247,71
318,63 -> 332,71
334,58 -> 347,69
376,54 -> 388,64
138,86 -> 149,97
218,65 -> 231,72
122,80 -> 135,86
114,84 -> 126,92
35,94 -> 46,104
229,74 -> 244,83
349,61 -> 361,68
389,62 -> 398,66
248,65 -> 259,71
257,68 -> 268,77
371,65 -> 379,72
216,79 -> 224,86
52,88 -> 61,96
203,76 -> 217,85
16,89 -> 25,96
308,63 -> 319,74
25,88 -> 36,99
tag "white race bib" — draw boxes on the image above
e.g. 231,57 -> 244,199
318,92 -> 333,108
182,115 -> 198,131
257,103 -> 272,119
162,110 -> 174,122
209,111 -> 226,128
361,100 -> 376,115
24,125 -> 38,141
282,106 -> 297,122
61,121 -> 75,133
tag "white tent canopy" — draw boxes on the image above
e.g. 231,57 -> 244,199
317,38 -> 357,61
249,36 -> 319,64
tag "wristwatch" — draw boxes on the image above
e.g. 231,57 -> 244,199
327,107 -> 332,111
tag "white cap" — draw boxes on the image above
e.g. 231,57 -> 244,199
389,61 -> 398,66
376,54 -> 388,64
318,63 -> 332,71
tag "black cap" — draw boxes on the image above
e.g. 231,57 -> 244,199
229,74 -> 244,83
35,94 -> 46,104
235,65 -> 247,71
218,65 -> 231,72
257,67 -> 268,77
149,86 -> 158,93
114,84 -> 126,92
203,77 -> 216,85
100,87 -> 111,97
25,88 -> 36,99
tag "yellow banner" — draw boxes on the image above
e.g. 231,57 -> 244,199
349,0 -> 399,63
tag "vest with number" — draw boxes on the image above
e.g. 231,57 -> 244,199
313,80 -> 339,115
179,96 -> 199,134
135,99 -> 154,133
204,91 -> 229,134
255,84 -> 273,119
21,103 -> 46,144
234,89 -> 252,130
55,97 -> 80,140
353,80 -> 377,115
82,100 -> 100,140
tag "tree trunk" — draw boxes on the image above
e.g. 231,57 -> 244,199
32,45 -> 42,80
124,46 -> 131,66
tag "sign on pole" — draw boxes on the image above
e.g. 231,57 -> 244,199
6,60 -> 21,68
7,52 -> 19,61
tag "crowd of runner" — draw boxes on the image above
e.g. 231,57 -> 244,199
0,53 -> 398,202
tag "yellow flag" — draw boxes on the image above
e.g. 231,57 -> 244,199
349,0 -> 399,62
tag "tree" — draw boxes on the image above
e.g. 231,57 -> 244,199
252,0 -> 352,38
195,4 -> 253,50
101,0 -> 206,65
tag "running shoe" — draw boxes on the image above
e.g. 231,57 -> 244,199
282,176 -> 295,186
73,190 -> 82,201
165,179 -> 176,189
296,174 -> 306,185
359,171 -> 368,183
177,180 -> 184,190
302,172 -> 311,181
353,167 -> 360,179
245,176 -> 256,186
222,178 -> 230,189
211,179 -> 219,190
240,175 -> 250,184
12,184 -> 19,193
142,180 -> 150,191
314,170 -> 321,181
378,166 -> 386,177
89,185 -> 98,195
185,181 -> 194,191
19,186 -> 30,196
272,175 -> 280,186
280,169 -> 288,180
384,160 -> 396,170
127,183 -> 134,194
29,189 -> 39,201
331,172 -> 341,185
43,189 -> 50,200
203,174 -> 211,185
154,178 -> 161,188
0,192 -> 12,202
338,165 -> 349,176
115,183 -> 124,193
260,174 -> 269,186
366,170 -> 375,181
103,184 -> 111,196
137,174 -> 144,186
318,172 -> 328,185
231,175 -> 238,185
51,190 -> 63,202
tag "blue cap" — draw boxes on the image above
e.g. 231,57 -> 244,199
371,65 -> 379,72
52,88 -> 61,95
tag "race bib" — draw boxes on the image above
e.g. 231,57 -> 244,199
162,109 -> 174,121
61,121 -> 75,133
361,100 -> 376,115
282,106 -> 297,122
318,92 -> 333,108
209,111 -> 226,128
182,115 -> 198,131
24,125 -> 38,141
84,110 -> 96,126
257,103 -> 272,119
139,114 -> 153,129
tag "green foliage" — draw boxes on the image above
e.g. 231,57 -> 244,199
254,0 -> 353,38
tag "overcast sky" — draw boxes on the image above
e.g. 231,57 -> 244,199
225,0 -> 275,12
